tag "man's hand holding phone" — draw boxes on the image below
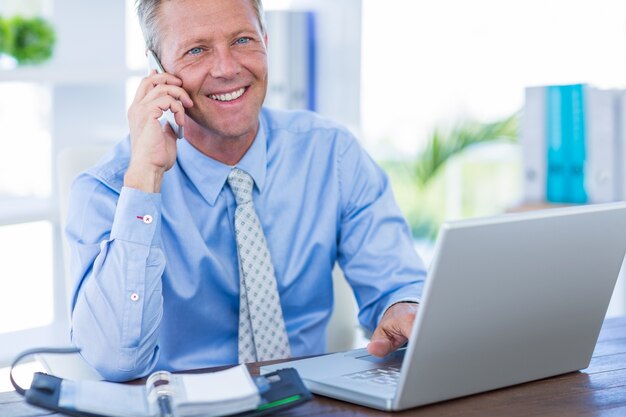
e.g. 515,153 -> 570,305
125,51 -> 193,193
147,50 -> 185,139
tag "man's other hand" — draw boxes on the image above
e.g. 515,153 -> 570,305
367,302 -> 418,357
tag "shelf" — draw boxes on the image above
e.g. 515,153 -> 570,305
0,197 -> 58,226
0,65 -> 147,85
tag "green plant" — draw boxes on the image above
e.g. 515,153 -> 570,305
0,17 -> 14,54
0,16 -> 56,65
379,113 -> 521,241
8,16 -> 56,64
414,113 -> 519,187
380,159 -> 445,239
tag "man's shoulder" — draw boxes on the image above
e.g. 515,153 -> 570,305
80,136 -> 131,194
262,107 -> 353,137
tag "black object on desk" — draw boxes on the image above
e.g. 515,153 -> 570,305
18,369 -> 311,417
10,348 -> 312,417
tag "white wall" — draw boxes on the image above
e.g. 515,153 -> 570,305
267,0 -> 362,132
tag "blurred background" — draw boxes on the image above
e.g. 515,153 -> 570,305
0,0 -> 625,366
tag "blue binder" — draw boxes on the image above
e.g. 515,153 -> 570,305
545,84 -> 587,203
546,86 -> 568,202
568,84 -> 587,203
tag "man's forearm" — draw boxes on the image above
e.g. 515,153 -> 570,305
71,238 -> 165,381
67,186 -> 166,381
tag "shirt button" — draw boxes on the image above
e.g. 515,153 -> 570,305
130,292 -> 140,301
143,215 -> 153,224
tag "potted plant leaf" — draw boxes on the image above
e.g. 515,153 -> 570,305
9,16 -> 56,65
380,113 -> 519,240
0,16 -> 17,69
0,15 -> 56,67
415,113 -> 519,187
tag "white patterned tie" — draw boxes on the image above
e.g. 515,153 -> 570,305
227,168 -> 291,363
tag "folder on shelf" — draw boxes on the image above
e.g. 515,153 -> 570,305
521,86 -> 547,203
520,82 -> 625,205
567,84 -> 587,204
546,85 -> 569,203
585,86 -> 618,203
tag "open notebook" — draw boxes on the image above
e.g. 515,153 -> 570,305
11,347 -> 312,417
58,364 -> 260,417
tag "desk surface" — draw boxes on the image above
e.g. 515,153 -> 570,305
251,315 -> 626,417
2,316 -> 626,417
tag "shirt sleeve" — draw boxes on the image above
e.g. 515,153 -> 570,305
66,173 -> 165,382
336,135 -> 426,333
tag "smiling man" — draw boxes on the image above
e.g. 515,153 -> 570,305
66,0 -> 426,382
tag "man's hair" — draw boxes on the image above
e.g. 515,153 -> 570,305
135,0 -> 266,56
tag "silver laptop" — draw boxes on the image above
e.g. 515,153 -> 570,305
261,202 -> 626,411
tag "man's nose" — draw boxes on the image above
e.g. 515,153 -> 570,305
209,47 -> 241,78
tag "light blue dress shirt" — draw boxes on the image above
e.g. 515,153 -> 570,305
66,108 -> 426,381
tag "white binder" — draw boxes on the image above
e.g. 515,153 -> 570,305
521,86 -> 546,203
585,86 -> 618,203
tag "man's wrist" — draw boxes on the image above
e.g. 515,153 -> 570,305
124,164 -> 165,193
382,300 -> 419,319
387,300 -> 419,310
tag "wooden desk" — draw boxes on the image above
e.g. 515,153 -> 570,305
250,316 -> 626,417
2,316 -> 625,416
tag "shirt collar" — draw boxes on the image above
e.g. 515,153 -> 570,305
176,116 -> 268,206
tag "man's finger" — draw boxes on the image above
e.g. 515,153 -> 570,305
367,338 -> 393,357
366,302 -> 418,357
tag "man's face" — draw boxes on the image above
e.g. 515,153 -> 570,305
158,0 -> 268,143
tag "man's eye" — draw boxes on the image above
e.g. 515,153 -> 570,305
188,47 -> 203,55
235,37 -> 251,45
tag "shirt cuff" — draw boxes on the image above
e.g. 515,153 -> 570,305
110,187 -> 162,247
382,299 -> 419,316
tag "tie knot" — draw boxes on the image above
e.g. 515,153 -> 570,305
227,168 -> 254,205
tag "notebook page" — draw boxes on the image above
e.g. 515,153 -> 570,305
179,364 -> 259,404
59,379 -> 151,417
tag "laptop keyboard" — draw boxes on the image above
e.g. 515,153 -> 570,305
343,365 -> 402,386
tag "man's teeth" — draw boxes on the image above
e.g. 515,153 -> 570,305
209,87 -> 245,102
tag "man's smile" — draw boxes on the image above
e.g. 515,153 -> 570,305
208,87 -> 247,102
